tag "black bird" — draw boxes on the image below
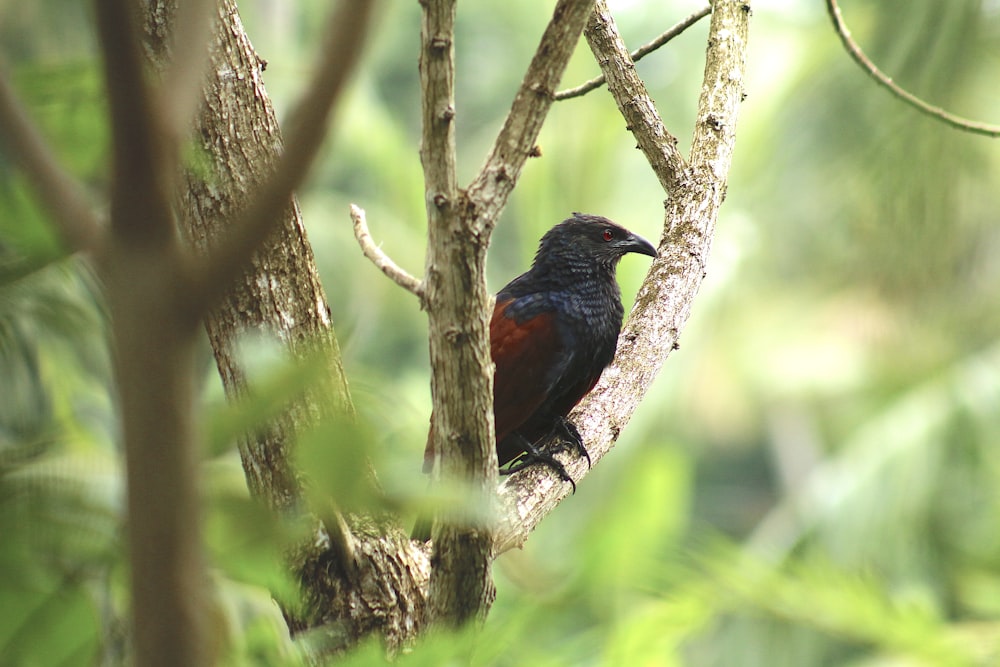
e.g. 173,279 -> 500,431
417,213 -> 656,529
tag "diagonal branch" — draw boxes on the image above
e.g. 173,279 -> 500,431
0,68 -> 104,254
826,0 -> 1000,138
555,4 -> 711,101
350,204 -> 424,301
580,0 -> 690,194
494,0 -> 751,555
185,0 -> 375,315
464,0 -> 600,231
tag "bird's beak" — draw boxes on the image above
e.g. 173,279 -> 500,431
621,232 -> 658,259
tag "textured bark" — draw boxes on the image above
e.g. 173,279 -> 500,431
417,0 -> 598,625
287,525 -> 431,652
418,0 -> 498,626
145,0 -> 351,512
1,0 -> 749,654
132,0 -> 750,653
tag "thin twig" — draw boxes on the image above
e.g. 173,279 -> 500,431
826,0 -> 1000,137
555,4 -> 711,101
350,204 -> 424,300
187,0 -> 376,314
0,68 -> 104,253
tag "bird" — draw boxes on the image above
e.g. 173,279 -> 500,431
418,213 -> 657,510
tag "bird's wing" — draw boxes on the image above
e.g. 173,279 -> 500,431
491,295 -> 571,447
421,295 -> 569,473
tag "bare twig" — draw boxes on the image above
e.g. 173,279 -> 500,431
581,0 -> 690,194
350,204 -> 424,300
555,4 -> 711,101
826,0 -> 1000,138
0,68 -> 104,253
186,0 -> 375,314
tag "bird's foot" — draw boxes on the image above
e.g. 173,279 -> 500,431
500,435 -> 576,493
551,417 -> 591,468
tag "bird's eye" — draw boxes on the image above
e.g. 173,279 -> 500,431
602,228 -> 614,242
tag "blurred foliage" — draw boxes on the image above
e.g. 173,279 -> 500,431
3,0 -> 1000,664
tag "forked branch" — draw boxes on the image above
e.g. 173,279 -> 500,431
495,0 -> 751,554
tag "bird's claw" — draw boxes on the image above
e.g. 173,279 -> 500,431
552,417 -> 591,468
501,435 -> 577,493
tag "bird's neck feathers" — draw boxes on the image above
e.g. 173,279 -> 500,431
529,246 -> 622,286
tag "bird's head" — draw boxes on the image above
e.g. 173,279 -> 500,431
534,213 -> 658,274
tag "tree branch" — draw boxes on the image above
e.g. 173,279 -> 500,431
185,0 -> 375,315
554,4 -> 711,101
420,0 -> 601,625
494,0 -> 751,555
581,0 -> 690,193
350,204 -> 425,301
826,0 -> 1000,138
94,0 -> 176,247
464,0 -> 600,232
0,67 -> 104,254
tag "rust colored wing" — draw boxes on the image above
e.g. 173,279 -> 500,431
491,297 -> 572,465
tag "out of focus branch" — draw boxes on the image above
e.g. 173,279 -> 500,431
95,0 -> 175,246
0,69 -> 103,253
157,0 -> 218,142
826,0 -> 1000,138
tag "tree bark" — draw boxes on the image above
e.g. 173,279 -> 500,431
144,0 -> 352,513
141,0 -> 434,655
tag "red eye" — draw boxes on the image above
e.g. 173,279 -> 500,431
602,228 -> 614,242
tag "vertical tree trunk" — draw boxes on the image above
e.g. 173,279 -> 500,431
143,0 -> 352,510
140,0 -> 434,654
